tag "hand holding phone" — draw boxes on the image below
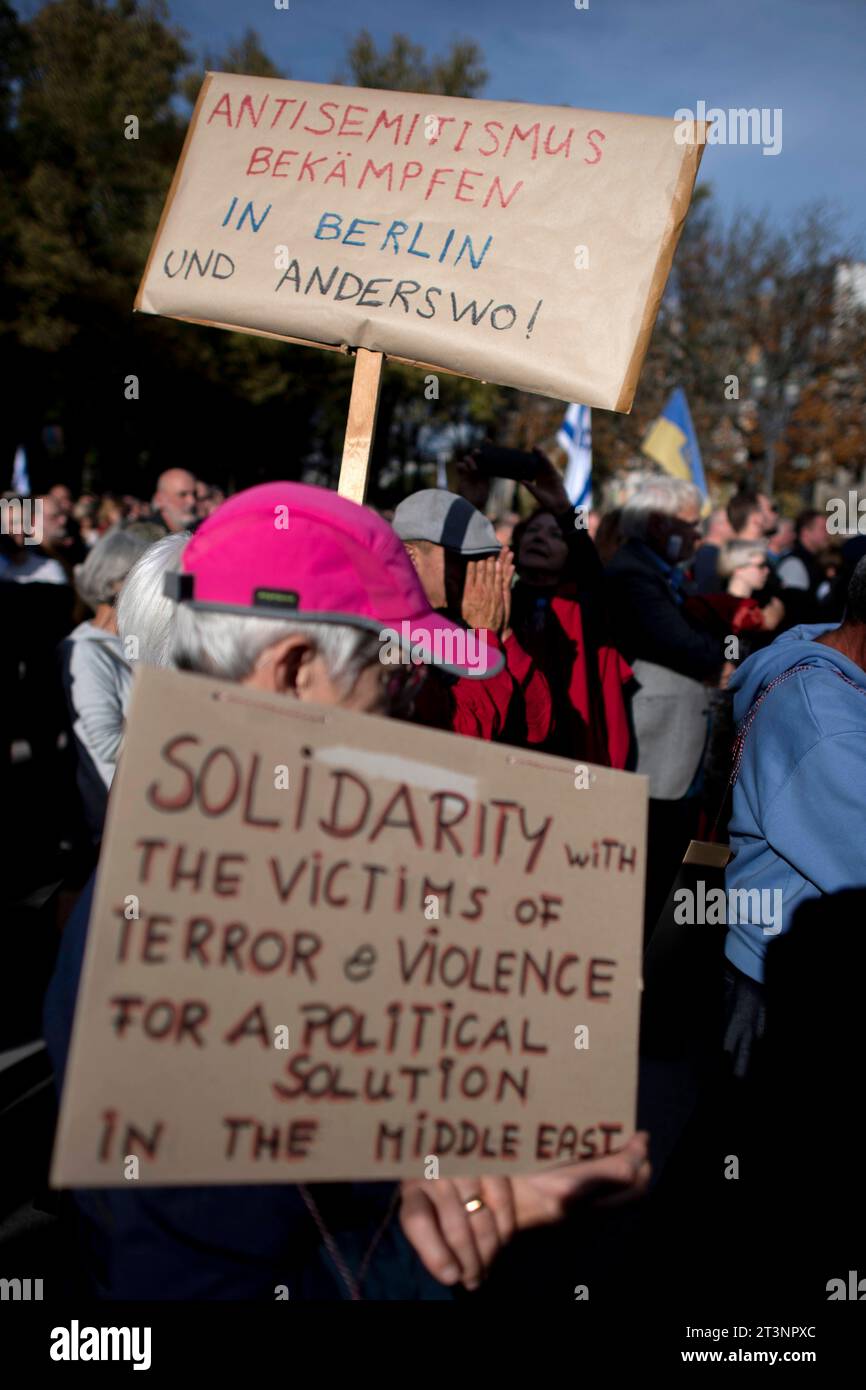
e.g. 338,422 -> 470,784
472,443 -> 548,482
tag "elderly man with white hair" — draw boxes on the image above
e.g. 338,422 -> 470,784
116,530 -> 189,667
148,468 -> 197,534
605,475 -> 725,935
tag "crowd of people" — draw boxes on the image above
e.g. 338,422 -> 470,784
3,450 -> 865,1302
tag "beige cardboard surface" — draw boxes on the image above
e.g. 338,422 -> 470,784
52,665 -> 648,1186
135,74 -> 704,410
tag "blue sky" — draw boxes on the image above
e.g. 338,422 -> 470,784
15,0 -> 866,248
154,0 -> 866,251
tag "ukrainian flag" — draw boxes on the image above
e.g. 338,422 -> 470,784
641,388 -> 708,500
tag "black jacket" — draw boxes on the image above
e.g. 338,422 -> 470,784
605,540 -> 722,682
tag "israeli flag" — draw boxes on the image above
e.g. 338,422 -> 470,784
11,446 -> 30,494
557,403 -> 592,510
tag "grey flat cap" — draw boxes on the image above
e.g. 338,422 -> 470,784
392,490 -> 500,556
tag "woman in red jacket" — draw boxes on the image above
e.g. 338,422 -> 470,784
507,456 -> 633,769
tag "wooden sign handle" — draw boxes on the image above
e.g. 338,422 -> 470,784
338,348 -> 384,503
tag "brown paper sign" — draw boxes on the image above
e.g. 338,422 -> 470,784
52,665 -> 648,1186
135,74 -> 704,410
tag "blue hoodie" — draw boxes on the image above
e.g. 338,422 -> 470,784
725,623 -> 866,983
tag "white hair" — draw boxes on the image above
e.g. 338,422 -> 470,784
73,526 -> 149,608
619,476 -> 702,542
117,532 -> 189,667
717,540 -> 768,579
171,608 -> 382,693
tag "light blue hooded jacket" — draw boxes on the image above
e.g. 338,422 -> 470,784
725,622 -> 866,983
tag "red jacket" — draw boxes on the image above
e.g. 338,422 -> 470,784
510,587 -> 633,769
683,592 -> 766,634
503,633 -> 553,745
552,593 -> 632,769
412,632 -> 518,742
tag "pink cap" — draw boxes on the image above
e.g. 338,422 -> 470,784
171,482 -> 503,679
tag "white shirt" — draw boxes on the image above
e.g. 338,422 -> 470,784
61,624 -> 133,787
775,554 -> 810,591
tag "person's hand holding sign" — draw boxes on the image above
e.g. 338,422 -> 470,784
400,1173 -> 516,1292
508,1131 -> 650,1223
400,1132 -> 650,1291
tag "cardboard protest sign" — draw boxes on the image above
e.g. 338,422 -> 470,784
135,74 -> 704,410
52,665 -> 648,1186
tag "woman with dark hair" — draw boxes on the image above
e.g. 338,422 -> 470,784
508,456 -> 632,768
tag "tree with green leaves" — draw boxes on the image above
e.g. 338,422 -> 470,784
0,1 -> 32,470
337,29 -> 487,98
7,0 -> 189,488
181,25 -> 285,109
8,4 -> 311,495
5,6 -> 862,506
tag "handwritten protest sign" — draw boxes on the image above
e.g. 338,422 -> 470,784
135,74 -> 704,411
52,665 -> 648,1185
